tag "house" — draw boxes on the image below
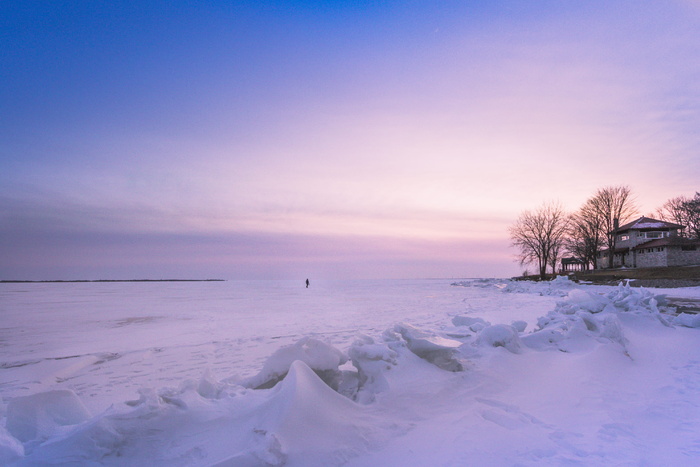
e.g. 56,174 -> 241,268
597,216 -> 700,268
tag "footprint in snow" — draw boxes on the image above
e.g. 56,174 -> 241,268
475,397 -> 554,430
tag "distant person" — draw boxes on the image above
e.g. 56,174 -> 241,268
305,278 -> 309,288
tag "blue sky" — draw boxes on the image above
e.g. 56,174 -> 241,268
2,1 -> 699,280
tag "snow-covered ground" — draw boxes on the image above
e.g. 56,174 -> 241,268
2,278 -> 700,466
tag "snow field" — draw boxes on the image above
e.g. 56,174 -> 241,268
2,278 -> 700,465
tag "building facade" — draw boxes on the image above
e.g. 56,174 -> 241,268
596,216 -> 700,269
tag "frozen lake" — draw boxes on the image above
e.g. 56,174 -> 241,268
2,278 -> 700,465
1,279 -> 557,412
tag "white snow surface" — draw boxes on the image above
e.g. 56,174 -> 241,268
2,278 -> 700,466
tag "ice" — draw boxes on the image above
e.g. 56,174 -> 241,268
6,390 -> 91,444
240,337 -> 348,390
254,360 -> 384,464
0,425 -> 23,465
476,324 -> 522,353
451,315 -> 489,332
500,274 -> 579,296
347,335 -> 397,403
450,278 -> 506,288
558,288 -> 610,314
673,312 -> 700,328
17,360 -> 397,466
517,284 -> 669,354
2,279 -> 700,465
386,323 -> 465,372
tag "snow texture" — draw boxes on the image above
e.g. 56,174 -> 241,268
2,278 -> 700,465
240,337 -> 348,390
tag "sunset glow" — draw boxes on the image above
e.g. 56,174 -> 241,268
2,1 -> 699,279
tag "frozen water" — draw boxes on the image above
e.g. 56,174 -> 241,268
241,337 -> 348,390
6,390 -> 91,444
2,278 -> 700,465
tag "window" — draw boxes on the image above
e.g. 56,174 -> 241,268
682,245 -> 697,251
645,232 -> 663,239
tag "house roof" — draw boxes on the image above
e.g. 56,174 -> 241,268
614,216 -> 684,233
632,236 -> 700,251
561,257 -> 585,264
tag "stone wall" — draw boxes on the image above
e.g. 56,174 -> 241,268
635,248 -> 668,268
667,246 -> 700,267
596,246 -> 700,269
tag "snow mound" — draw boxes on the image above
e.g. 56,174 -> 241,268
556,288 -> 611,314
673,313 -> 700,328
452,315 -> 490,332
6,280 -> 699,466
14,362 -> 393,466
522,309 -> 627,354
348,335 -> 398,404
14,415 -> 122,465
557,282 -> 670,322
451,278 -> 507,288
6,390 -> 92,445
0,425 -> 23,465
476,324 -> 522,353
242,337 -> 348,390
254,360 -> 383,464
502,275 -> 579,296
195,369 -> 229,399
196,360 -> 389,465
385,323 -> 465,372
520,282 -> 670,354
607,282 -> 669,314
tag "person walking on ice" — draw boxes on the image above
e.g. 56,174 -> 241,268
305,278 -> 310,288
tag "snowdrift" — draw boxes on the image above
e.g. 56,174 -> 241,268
3,279 -> 700,466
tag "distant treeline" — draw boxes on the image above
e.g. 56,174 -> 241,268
0,279 -> 226,283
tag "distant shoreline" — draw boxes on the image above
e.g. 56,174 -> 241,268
515,265 -> 700,288
0,279 -> 226,284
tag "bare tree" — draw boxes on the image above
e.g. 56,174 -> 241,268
657,195 -> 692,237
658,193 -> 700,239
686,193 -> 700,239
510,202 -> 569,280
565,201 -> 605,270
587,186 -> 637,269
549,240 -> 562,276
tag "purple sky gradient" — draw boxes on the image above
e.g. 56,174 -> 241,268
2,1 -> 699,279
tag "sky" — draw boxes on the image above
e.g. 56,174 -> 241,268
1,0 -> 699,280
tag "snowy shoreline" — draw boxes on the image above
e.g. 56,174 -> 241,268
2,278 -> 700,465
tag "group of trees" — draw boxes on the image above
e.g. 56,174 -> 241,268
656,193 -> 700,239
510,186 -> 700,280
509,203 -> 568,280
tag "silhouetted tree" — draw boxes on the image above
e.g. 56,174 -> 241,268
565,202 -> 605,270
657,195 -> 692,237
687,193 -> 700,239
548,241 -> 562,276
658,192 -> 700,239
587,186 -> 637,269
510,202 -> 569,280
